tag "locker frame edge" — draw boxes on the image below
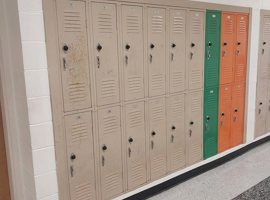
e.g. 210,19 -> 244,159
42,0 -> 252,199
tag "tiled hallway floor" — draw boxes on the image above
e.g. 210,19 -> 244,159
148,141 -> 270,200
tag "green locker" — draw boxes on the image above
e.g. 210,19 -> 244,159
204,10 -> 221,88
203,87 -> 219,159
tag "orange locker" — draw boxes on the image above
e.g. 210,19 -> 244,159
234,14 -> 249,82
230,82 -> 246,147
220,12 -> 235,85
218,84 -> 232,153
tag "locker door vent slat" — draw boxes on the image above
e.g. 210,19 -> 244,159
103,115 -> 118,135
191,17 -> 201,34
151,105 -> 164,121
68,82 -> 87,103
151,74 -> 165,91
75,182 -> 93,200
96,13 -> 114,33
225,19 -> 233,34
127,76 -> 143,94
172,72 -> 185,89
239,20 -> 248,33
129,163 -> 145,182
104,173 -> 122,193
151,15 -> 164,33
128,110 -> 144,128
172,16 -> 185,33
64,11 -> 83,32
126,15 -> 141,34
101,79 -> 118,98
263,17 -> 270,36
71,122 -> 88,143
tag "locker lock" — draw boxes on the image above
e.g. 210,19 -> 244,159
263,42 -> 267,45
190,121 -> 194,125
234,108 -> 238,113
223,42 -> 227,46
125,44 -> 131,50
63,44 -> 69,52
70,153 -> 76,161
191,43 -> 195,48
171,125 -> 176,130
221,112 -> 225,116
208,42 -> 212,47
150,43 -> 155,49
97,43 -> 102,51
260,102 -> 263,105
171,43 -> 176,48
151,131 -> 156,136
102,145 -> 107,151
128,137 -> 134,143
206,116 -> 210,121
237,42 -> 241,46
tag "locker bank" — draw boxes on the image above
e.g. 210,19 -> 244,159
0,0 -> 270,200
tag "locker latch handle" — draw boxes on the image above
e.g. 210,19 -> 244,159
205,124 -> 208,131
128,147 -> 131,157
189,129 -> 192,137
233,116 -> 237,122
102,156 -> 105,166
150,54 -> 153,63
190,52 -> 194,60
236,50 -> 240,56
171,135 -> 174,143
259,108 -> 261,114
207,51 -> 211,60
63,57 -> 67,71
125,55 -> 128,65
151,141 -> 154,149
70,166 -> 74,177
220,120 -> 223,126
269,105 -> 270,111
171,53 -> 174,61
262,49 -> 265,55
97,56 -> 100,68
222,50 -> 226,57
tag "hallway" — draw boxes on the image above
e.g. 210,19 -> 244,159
148,141 -> 270,200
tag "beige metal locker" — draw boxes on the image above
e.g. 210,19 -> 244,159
187,10 -> 205,90
266,79 -> 270,133
148,8 -> 166,97
98,106 -> 123,199
185,91 -> 203,165
255,80 -> 268,138
149,98 -> 167,180
92,3 -> 120,106
58,1 -> 91,111
122,5 -> 145,101
258,15 -> 270,80
169,9 -> 186,93
65,112 -> 96,200
167,94 -> 186,172
125,102 -> 147,190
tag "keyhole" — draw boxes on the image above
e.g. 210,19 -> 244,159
63,44 -> 69,52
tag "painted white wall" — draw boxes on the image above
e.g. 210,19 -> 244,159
14,0 -> 270,199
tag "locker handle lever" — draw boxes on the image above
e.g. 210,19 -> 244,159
150,54 -> 153,63
220,120 -> 223,126
63,57 -> 67,71
125,55 -> 128,65
102,156 -> 105,166
128,147 -> 131,157
189,129 -> 192,137
233,116 -> 237,122
190,52 -> 194,60
70,166 -> 74,177
222,50 -> 226,57
262,49 -> 265,55
97,56 -> 100,68
207,51 -> 211,60
171,135 -> 174,143
269,105 -> 270,111
205,124 -> 208,131
151,141 -> 154,149
259,108 -> 261,114
171,53 -> 174,61
236,50 -> 240,56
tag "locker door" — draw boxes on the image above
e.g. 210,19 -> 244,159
257,15 -> 270,80
58,1 -> 91,111
186,91 -> 203,165
220,13 -> 236,85
230,82 -> 246,147
169,9 -> 186,93
149,98 -> 167,180
204,10 -> 221,88
255,80 -> 267,138
187,11 -> 205,90
266,80 -> 270,132
148,8 -> 166,97
125,102 -> 146,190
167,94 -> 185,172
65,112 -> 96,200
203,87 -> 219,159
92,3 -> 120,106
122,5 -> 145,101
235,14 -> 249,82
218,84 -> 232,153
98,106 -> 123,199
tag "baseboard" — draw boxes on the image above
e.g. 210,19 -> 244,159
125,135 -> 270,200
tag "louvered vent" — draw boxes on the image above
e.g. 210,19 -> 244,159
97,13 -> 114,34
103,114 -> 118,135
152,15 -> 164,33
239,18 -> 247,34
263,17 -> 270,37
225,17 -> 233,34
101,79 -> 118,99
128,110 -> 144,128
151,104 -> 164,122
172,16 -> 185,33
126,15 -> 141,34
104,173 -> 121,193
191,15 -> 201,34
75,182 -> 93,200
63,11 -> 83,33
71,121 -> 88,143
69,82 -> 87,104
